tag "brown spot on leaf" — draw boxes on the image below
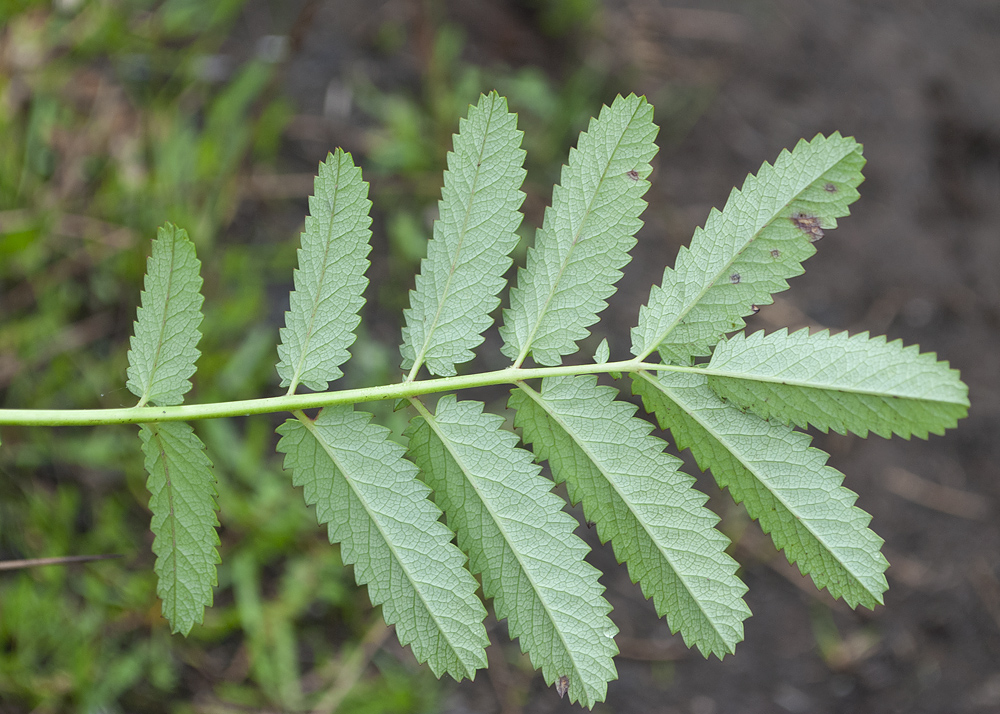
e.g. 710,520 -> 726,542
790,212 -> 825,242
626,169 -> 639,181
730,272 -> 741,284
770,248 -> 781,259
824,182 -> 837,192
750,304 -> 760,313
556,675 -> 570,698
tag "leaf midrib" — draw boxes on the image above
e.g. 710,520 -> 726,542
151,425 -> 181,614
704,368 -> 968,404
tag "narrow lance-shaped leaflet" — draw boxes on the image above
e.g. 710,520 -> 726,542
276,149 -> 371,393
126,224 -> 219,634
127,223 -> 205,408
510,376 -> 750,658
406,396 -> 617,708
632,133 -> 864,364
501,94 -> 658,367
277,407 -> 489,679
140,421 -> 220,635
705,328 -> 969,439
633,370 -> 889,609
400,92 -> 526,378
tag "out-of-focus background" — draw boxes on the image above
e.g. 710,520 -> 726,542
1,1 -> 998,712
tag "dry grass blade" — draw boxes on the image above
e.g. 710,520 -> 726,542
0,554 -> 122,571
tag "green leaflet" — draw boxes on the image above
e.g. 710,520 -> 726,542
510,376 -> 750,658
633,371 -> 888,608
276,149 -> 372,393
275,406 -> 488,680
400,92 -> 526,378
126,223 -> 204,407
594,338 -> 610,364
126,224 -> 218,635
406,396 -> 616,707
140,421 -> 220,635
632,133 -> 864,364
706,328 -> 970,439
501,94 -> 658,367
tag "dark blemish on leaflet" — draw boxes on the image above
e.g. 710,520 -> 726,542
771,249 -> 781,259
824,182 -> 837,192
556,675 -> 570,699
626,169 -> 639,181
790,212 -> 825,242
750,304 -> 760,314
730,272 -> 741,284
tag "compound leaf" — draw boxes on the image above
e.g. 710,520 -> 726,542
632,133 -> 864,364
126,224 -> 204,407
275,406 -> 488,680
277,149 -> 372,393
707,328 -> 970,439
401,92 -> 526,378
510,376 -> 749,659
406,396 -> 617,707
140,421 -> 220,635
633,371 -> 888,609
501,94 -> 658,366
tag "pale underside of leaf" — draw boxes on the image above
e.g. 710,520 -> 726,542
405,396 -> 616,707
140,421 -> 220,635
510,376 -> 749,658
400,92 -> 526,378
277,149 -> 372,393
633,370 -> 888,609
706,328 -> 970,439
275,406 -> 488,680
501,93 -> 659,367
632,133 -> 865,364
126,224 -> 204,407
594,338 -> 610,364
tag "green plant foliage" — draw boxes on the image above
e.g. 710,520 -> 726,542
632,371 -> 889,608
510,376 -> 749,658
126,224 -> 205,408
0,4 -> 303,707
276,407 -> 488,679
276,149 -> 372,393
501,93 -> 658,367
0,92 -> 971,708
140,421 -> 220,635
705,328 -> 969,439
631,132 -> 864,364
406,395 -> 617,706
125,224 -> 220,633
400,92 -> 526,378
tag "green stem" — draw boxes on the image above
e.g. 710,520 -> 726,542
0,360 -> 698,427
